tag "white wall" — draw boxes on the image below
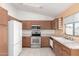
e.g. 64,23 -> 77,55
0,3 -> 18,18
64,12 -> 79,24
64,12 -> 79,35
15,10 -> 53,20
0,3 -> 53,21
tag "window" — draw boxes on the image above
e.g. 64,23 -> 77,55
65,22 -> 79,36
74,22 -> 79,36
65,23 -> 73,35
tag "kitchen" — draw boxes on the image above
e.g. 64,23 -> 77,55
0,3 -> 79,56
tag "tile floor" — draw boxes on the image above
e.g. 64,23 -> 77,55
20,48 -> 55,56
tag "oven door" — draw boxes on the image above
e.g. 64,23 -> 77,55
31,37 -> 41,44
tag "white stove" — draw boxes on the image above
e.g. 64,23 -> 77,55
31,36 -> 41,48
31,25 -> 41,48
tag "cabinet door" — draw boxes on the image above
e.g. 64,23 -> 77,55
41,37 -> 49,47
0,26 -> 8,56
55,19 -> 59,29
62,46 -> 71,56
53,40 -> 63,56
0,7 -> 8,25
22,21 -> 32,29
51,21 -> 54,29
56,42 -> 63,56
22,22 -> 27,29
53,40 -> 60,55
22,21 -> 52,29
22,37 -> 31,47
52,18 -> 63,29
52,19 -> 58,29
58,17 -> 63,29
40,21 -> 52,29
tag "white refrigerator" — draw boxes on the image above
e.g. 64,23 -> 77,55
8,20 -> 22,56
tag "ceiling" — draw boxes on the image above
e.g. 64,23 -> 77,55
10,3 -> 73,18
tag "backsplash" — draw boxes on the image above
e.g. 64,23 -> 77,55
53,29 -> 64,37
22,30 -> 55,36
41,30 -> 55,36
22,30 -> 32,36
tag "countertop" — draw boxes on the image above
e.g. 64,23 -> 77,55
51,36 -> 79,49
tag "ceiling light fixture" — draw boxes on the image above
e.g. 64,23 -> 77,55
22,3 -> 42,8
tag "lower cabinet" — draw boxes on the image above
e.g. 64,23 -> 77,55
41,37 -> 49,47
22,36 -> 49,48
53,39 -> 79,56
53,40 -> 62,56
22,37 -> 31,47
53,40 -> 71,56
62,46 -> 71,56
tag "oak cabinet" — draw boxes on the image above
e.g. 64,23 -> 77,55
0,26 -> 8,56
41,37 -> 49,47
0,7 -> 8,56
22,36 -> 49,48
62,46 -> 71,56
22,21 -> 32,29
52,17 -> 63,29
22,21 -> 52,29
51,19 -> 58,29
22,37 -> 31,47
53,39 -> 79,56
53,40 -> 63,56
0,7 -> 8,25
53,39 -> 71,56
40,21 -> 52,29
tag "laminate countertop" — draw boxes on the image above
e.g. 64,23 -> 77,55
51,36 -> 79,49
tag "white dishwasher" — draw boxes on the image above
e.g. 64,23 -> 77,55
49,37 -> 53,48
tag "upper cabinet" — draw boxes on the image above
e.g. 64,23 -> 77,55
40,21 -> 52,29
0,7 -> 8,56
0,26 -> 8,56
0,7 -> 8,25
22,21 -> 52,29
51,19 -> 58,29
51,17 -> 63,30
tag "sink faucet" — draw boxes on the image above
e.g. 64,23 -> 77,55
68,37 -> 74,41
63,35 -> 74,41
